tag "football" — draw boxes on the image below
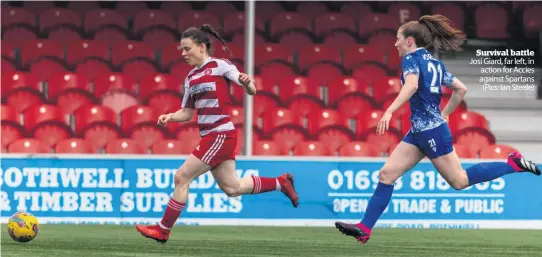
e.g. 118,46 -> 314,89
7,211 -> 39,243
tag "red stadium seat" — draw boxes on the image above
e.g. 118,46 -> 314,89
161,42 -> 184,68
74,105 -> 120,150
388,3 -> 421,24
133,10 -> 176,34
278,76 -> 321,103
47,72 -> 92,99
449,111 -> 490,134
93,27 -> 129,47
74,59 -> 113,81
307,109 -> 350,136
356,110 -> 401,139
358,13 -> 400,38
327,76 -> 372,105
28,58 -> 67,82
223,12 -> 266,36
305,63 -> 344,86
55,139 -> 94,154
365,132 -> 402,156
47,28 -> 83,46
255,2 -> 283,22
368,32 -> 398,53
253,94 -> 281,120
116,2 -> 148,19
235,123 -> 263,155
178,11 -> 220,33
139,73 -> 182,99
204,2 -> 237,20
453,144 -> 477,158
67,2 -> 100,16
316,127 -> 355,155
258,62 -> 296,86
298,45 -> 341,70
120,105 -> 157,132
39,8 -> 81,32
2,72 -> 42,95
287,97 -> 325,120
479,144 -> 519,159
1,105 -> 24,150
121,60 -> 159,81
66,40 -> 110,65
270,12 -> 312,37
314,13 -> 356,36
339,142 -> 381,157
475,4 -> 508,39
261,108 -> 303,134
254,44 -> 293,67
93,73 -> 137,98
341,2 -> 373,20
160,2 -> 193,18
278,33 -> 315,51
175,123 -> 201,153
151,140 -> 185,154
105,139 -> 147,154
323,32 -> 359,48
23,104 -> 72,147
253,140 -> 284,156
269,126 -> 308,155
431,3 -> 465,31
8,139 -> 50,154
293,141 -> 332,156
112,41 -> 154,66
1,41 -> 16,59
296,2 -> 329,20
372,76 -> 402,103
104,93 -> 145,124
3,91 -> 44,115
2,58 -> 16,73
21,40 -> 64,66
84,9 -> 127,32
142,29 -> 177,51
343,45 -> 386,69
2,7 -> 36,27
147,92 -> 183,115
2,26 -> 38,45
352,64 -> 389,86
169,61 -> 193,81
455,131 -> 495,156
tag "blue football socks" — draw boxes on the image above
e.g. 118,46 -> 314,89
465,162 -> 515,186
361,182 -> 394,229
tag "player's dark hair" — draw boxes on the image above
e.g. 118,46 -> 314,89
181,24 -> 231,56
401,14 -> 466,52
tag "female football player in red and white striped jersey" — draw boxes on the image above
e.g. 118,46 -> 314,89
136,24 -> 299,243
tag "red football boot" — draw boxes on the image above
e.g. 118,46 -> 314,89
136,224 -> 170,243
279,173 -> 300,207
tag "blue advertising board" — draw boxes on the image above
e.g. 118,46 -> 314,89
1,154 -> 541,229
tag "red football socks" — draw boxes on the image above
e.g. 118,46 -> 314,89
159,198 -> 185,230
251,176 -> 282,194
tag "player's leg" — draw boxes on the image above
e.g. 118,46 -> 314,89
426,124 -> 540,190
336,136 -> 425,244
211,159 -> 299,207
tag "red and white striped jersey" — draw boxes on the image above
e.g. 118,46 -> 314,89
181,57 -> 242,136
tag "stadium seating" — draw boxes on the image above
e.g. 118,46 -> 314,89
2,1 -> 535,158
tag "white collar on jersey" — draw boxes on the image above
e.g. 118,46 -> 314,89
197,57 -> 213,69
413,47 -> 425,53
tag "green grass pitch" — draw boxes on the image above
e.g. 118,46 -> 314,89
2,225 -> 541,257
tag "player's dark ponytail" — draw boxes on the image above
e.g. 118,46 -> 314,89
199,24 -> 232,56
181,24 -> 232,56
418,15 -> 466,52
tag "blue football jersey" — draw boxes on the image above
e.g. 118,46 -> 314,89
400,48 -> 455,133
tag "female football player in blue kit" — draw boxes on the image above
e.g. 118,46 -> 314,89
335,14 -> 541,245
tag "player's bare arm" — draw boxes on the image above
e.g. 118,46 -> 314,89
377,74 -> 418,135
238,72 -> 256,95
157,108 -> 194,125
441,78 -> 468,120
